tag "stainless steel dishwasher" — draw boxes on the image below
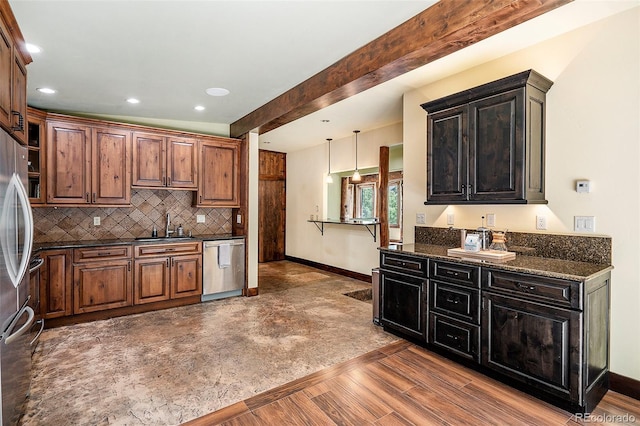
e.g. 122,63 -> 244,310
202,239 -> 245,301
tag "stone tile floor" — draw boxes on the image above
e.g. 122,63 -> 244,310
21,261 -> 397,425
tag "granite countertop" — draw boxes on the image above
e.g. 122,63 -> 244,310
33,234 -> 244,253
380,243 -> 613,281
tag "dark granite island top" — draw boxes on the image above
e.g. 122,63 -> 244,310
379,243 -> 613,282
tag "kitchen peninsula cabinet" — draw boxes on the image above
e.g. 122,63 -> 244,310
194,138 -> 240,207
40,249 -> 72,319
377,246 -> 611,413
132,132 -> 198,189
422,70 -> 552,204
46,119 -> 131,205
72,245 -> 133,314
133,241 -> 202,304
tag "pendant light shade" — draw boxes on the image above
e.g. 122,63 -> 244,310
352,130 -> 361,182
325,138 -> 333,183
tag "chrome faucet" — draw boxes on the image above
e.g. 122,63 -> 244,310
165,213 -> 174,238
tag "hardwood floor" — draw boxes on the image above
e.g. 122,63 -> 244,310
185,340 -> 640,426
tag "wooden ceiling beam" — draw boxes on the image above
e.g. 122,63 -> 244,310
230,0 -> 572,138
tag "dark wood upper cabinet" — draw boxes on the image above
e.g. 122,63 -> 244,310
422,70 -> 553,204
132,132 -> 197,189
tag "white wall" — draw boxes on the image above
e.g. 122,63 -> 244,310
403,7 -> 639,380
287,124 -> 402,275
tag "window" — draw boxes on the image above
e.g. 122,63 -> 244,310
356,183 -> 376,219
388,179 -> 402,228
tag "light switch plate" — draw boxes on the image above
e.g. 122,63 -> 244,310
93,216 -> 100,226
197,214 -> 206,223
486,213 -> 496,227
416,213 -> 426,225
574,216 -> 595,232
446,214 -> 454,226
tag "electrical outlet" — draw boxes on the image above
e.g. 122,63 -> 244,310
486,213 -> 496,227
536,215 -> 547,230
446,214 -> 454,226
236,214 -> 242,224
416,213 -> 426,225
197,214 -> 206,223
93,216 -> 101,226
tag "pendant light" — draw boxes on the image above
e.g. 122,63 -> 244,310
325,138 -> 333,183
352,130 -> 361,182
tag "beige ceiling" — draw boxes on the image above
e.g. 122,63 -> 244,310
9,0 -> 637,153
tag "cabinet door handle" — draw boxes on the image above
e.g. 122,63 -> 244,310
162,176 -> 166,186
167,177 -> 171,186
11,111 -> 24,132
86,192 -> 90,202
92,193 -> 96,203
445,297 -> 460,304
166,259 -> 169,268
128,261 -> 131,271
516,283 -> 536,291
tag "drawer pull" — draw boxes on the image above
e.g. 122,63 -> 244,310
516,283 -> 536,291
445,297 -> 460,304
446,333 -> 459,341
97,252 -> 112,256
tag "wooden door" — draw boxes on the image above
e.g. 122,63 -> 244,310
73,260 -> 132,314
258,150 -> 286,262
92,127 -> 131,204
166,136 -> 197,189
10,51 -> 27,144
426,105 -> 468,203
482,292 -> 580,402
170,254 -> 201,299
46,121 -> 91,204
40,249 -> 72,319
132,132 -> 165,187
469,88 -> 524,201
134,257 -> 170,304
197,140 -> 240,207
0,17 -> 12,131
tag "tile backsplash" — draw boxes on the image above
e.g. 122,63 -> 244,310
33,189 -> 232,243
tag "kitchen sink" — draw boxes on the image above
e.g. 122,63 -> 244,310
134,236 -> 195,242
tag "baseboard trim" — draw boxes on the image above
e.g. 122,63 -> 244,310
244,287 -> 259,297
610,372 -> 640,401
285,256 -> 372,283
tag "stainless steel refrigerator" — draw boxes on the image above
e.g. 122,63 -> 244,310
0,129 -> 34,425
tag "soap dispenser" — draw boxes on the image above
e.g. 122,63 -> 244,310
177,224 -> 184,237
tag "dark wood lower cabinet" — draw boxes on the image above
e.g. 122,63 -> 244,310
170,254 -> 202,299
481,293 -> 580,402
380,270 -> 426,341
378,250 -> 611,414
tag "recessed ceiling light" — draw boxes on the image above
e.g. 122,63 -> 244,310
194,105 -> 205,111
36,87 -> 56,94
26,43 -> 41,53
126,98 -> 140,104
205,87 -> 230,97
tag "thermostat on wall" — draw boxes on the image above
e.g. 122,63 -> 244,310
576,180 -> 591,193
